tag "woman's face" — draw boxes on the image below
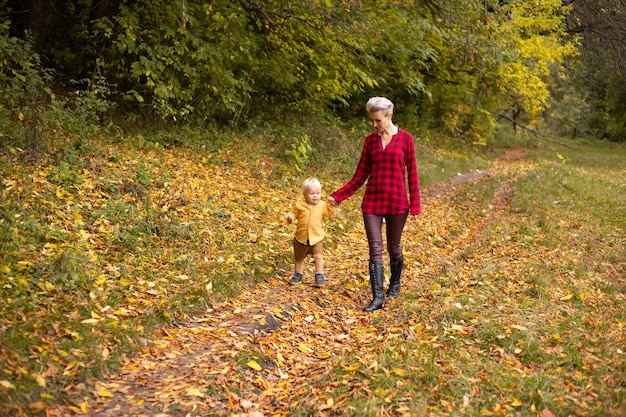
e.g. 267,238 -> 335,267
369,110 -> 392,134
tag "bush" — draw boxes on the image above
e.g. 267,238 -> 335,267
0,21 -> 116,150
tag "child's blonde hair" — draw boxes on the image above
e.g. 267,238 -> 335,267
302,177 -> 322,193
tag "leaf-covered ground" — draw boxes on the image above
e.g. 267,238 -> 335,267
2,142 -> 624,416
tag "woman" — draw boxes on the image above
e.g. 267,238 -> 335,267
329,97 -> 420,312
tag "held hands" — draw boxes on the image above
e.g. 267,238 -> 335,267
328,196 -> 337,206
285,213 -> 294,223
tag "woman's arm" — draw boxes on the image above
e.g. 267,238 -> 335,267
405,132 -> 421,216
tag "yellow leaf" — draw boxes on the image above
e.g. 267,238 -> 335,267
186,387 -> 204,398
393,368 -> 408,377
91,311 -> 102,319
18,112 -> 24,121
34,375 -> 46,387
342,363 -> 360,371
95,275 -> 107,285
0,380 -> 16,389
511,398 -> 523,407
97,389 -> 113,398
298,344 -> 313,353
73,212 -> 83,223
326,397 -> 334,407
560,293 -> 574,301
247,360 -> 262,371
81,318 -> 100,325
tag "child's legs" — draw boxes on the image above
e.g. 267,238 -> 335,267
293,239 -> 309,273
311,241 -> 324,273
313,254 -> 324,273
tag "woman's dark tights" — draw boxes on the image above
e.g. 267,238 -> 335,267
363,212 -> 409,263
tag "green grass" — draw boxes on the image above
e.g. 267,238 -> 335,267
300,137 -> 625,416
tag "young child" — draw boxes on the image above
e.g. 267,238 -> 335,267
286,177 -> 336,287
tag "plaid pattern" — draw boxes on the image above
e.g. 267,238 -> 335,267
331,128 -> 421,216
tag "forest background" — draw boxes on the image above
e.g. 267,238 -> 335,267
0,0 -> 625,416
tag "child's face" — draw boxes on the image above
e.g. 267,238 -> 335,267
304,186 -> 322,205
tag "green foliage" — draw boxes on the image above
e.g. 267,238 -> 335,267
285,133 -> 312,175
67,59 -> 117,133
0,21 -> 52,148
565,1 -> 626,142
413,0 -> 577,142
3,0 -> 585,144
0,21 -> 116,149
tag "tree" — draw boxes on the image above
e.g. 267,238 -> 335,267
2,0 -> 579,143
566,0 -> 626,140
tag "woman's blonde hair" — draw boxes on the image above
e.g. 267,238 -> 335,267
302,177 -> 322,193
366,97 -> 394,116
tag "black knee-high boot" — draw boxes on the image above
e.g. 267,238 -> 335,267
386,257 -> 404,299
363,261 -> 385,312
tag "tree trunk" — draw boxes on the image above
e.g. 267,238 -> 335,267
6,0 -> 55,50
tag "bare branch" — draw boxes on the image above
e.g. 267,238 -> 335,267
237,0 -> 278,26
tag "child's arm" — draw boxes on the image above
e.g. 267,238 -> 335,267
286,203 -> 300,224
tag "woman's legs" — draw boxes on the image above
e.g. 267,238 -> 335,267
385,212 -> 409,260
385,212 -> 408,298
363,212 -> 408,261
362,211 -> 409,309
363,213 -> 384,262
363,213 -> 385,312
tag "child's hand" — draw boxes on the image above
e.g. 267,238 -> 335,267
286,213 -> 294,223
328,196 -> 337,206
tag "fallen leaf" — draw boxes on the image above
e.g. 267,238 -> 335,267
97,389 -> 113,398
0,380 -> 16,389
247,360 -> 262,371
186,387 -> 205,398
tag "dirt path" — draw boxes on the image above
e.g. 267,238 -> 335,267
48,149 -> 532,417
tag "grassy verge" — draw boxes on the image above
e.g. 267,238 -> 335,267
302,137 -> 625,416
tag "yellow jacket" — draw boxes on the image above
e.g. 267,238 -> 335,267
290,198 -> 336,246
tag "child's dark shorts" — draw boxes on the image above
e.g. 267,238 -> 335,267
293,238 -> 323,260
